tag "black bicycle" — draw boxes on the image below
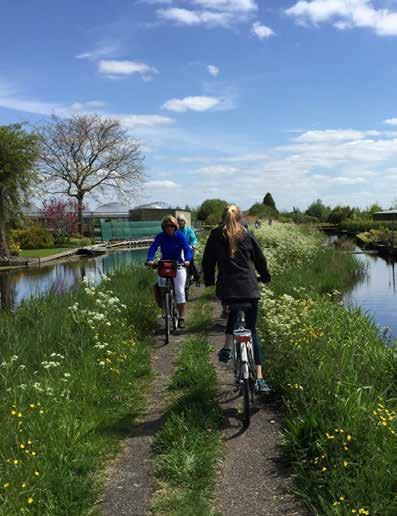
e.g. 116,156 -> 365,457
230,302 -> 257,427
154,260 -> 179,344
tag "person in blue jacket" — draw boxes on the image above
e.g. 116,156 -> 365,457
146,215 -> 192,328
177,214 -> 200,285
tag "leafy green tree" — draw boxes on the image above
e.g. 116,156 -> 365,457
305,199 -> 330,221
263,192 -> 277,211
327,205 -> 354,224
0,124 -> 40,257
197,198 -> 228,221
248,203 -> 277,218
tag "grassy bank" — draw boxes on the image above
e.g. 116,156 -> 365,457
0,267 -> 158,515
151,300 -> 222,515
256,224 -> 396,515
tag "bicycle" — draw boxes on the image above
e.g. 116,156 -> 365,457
153,260 -> 179,344
230,302 -> 257,428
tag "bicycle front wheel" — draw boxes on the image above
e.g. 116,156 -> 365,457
171,294 -> 178,331
164,292 -> 170,344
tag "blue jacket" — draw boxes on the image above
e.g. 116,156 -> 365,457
179,225 -> 198,247
147,230 -> 193,263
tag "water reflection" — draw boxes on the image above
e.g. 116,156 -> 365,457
344,250 -> 397,337
0,249 -> 147,310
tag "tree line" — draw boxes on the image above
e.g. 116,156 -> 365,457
0,115 -> 143,257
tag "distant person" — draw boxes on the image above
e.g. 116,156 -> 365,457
268,218 -> 272,226
177,214 -> 200,285
255,218 -> 261,229
202,204 -> 272,393
146,215 -> 192,329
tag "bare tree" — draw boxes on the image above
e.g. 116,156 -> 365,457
37,114 -> 144,234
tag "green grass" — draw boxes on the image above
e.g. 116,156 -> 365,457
151,336 -> 222,515
19,248 -> 75,258
0,267 -> 158,515
187,296 -> 214,334
256,225 -> 397,515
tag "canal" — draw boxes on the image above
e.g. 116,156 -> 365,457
0,248 -> 147,309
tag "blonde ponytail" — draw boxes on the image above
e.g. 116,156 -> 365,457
222,204 -> 244,256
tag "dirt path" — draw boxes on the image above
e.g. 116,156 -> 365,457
209,306 -> 306,516
99,324 -> 185,515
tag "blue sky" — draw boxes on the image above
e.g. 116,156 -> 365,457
2,0 -> 397,211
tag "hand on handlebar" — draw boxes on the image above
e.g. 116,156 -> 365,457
184,261 -> 190,268
146,260 -> 154,268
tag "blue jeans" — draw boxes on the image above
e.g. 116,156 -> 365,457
225,300 -> 262,366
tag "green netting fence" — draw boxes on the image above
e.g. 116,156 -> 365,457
100,220 -> 161,241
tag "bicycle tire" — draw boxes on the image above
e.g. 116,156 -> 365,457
164,292 -> 170,344
242,378 -> 250,427
172,293 -> 178,331
185,276 -> 191,301
247,344 -> 256,402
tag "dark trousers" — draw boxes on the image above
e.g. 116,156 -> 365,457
189,255 -> 200,282
225,300 -> 262,366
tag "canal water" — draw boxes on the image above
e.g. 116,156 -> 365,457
344,250 -> 397,338
0,248 -> 147,309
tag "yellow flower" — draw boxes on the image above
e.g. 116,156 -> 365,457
3,483 -> 10,488
352,510 -> 357,514
358,509 -> 369,515
326,432 -> 334,439
343,460 -> 349,467
20,444 -> 25,449
333,501 -> 340,506
28,497 -> 33,504
34,470 -> 39,477
17,412 -> 22,418
347,435 -> 352,442
31,451 -> 36,457
11,410 -> 17,416
21,482 -> 27,488
27,439 -> 32,445
29,403 -> 35,409
13,459 -> 19,465
321,467 -> 327,472
39,410 -> 44,415
339,496 -> 345,501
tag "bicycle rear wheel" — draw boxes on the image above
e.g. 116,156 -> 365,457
164,292 -> 170,344
242,378 -> 250,428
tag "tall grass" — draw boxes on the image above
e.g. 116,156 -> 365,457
255,224 -> 397,515
151,336 -> 222,515
0,267 -> 158,515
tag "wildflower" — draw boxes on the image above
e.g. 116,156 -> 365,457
343,460 -> 349,467
34,470 -> 39,476
27,439 -> 32,445
3,483 -> 10,488
358,509 -> 369,515
17,412 -> 22,418
28,497 -> 33,504
347,435 -> 352,442
340,496 -> 345,501
20,444 -> 25,449
29,403 -> 35,409
21,482 -> 27,488
11,409 -> 17,416
13,459 -> 19,465
326,432 -> 335,439
321,467 -> 327,472
31,451 -> 37,457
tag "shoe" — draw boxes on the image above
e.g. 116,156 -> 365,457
178,318 -> 185,329
255,378 -> 271,394
218,347 -> 232,363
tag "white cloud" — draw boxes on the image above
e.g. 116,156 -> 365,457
76,44 -> 118,60
251,21 -> 275,39
195,164 -> 239,175
208,64 -> 220,77
157,7 -> 234,27
162,95 -> 220,112
117,114 -> 175,128
192,0 -> 258,12
286,0 -> 397,37
295,129 -> 379,142
384,117 -> 397,125
145,180 -> 179,189
98,60 -> 158,80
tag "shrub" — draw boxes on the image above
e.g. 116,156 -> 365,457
10,224 -> 54,249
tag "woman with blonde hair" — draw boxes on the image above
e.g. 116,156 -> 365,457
202,204 -> 271,393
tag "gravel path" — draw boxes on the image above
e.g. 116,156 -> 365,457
209,308 -> 307,516
99,325 -> 184,515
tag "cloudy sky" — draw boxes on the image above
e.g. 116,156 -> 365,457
2,0 -> 397,210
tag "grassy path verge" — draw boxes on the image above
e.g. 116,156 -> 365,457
150,294 -> 222,515
0,267 -> 157,515
255,224 -> 397,515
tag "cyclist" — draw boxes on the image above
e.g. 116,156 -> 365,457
202,204 -> 271,393
177,214 -> 200,285
146,215 -> 192,329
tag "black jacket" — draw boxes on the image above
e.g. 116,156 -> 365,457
202,225 -> 271,301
